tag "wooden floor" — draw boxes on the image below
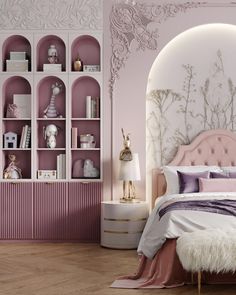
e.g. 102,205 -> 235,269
0,243 -> 236,295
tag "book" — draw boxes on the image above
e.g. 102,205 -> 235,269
19,126 -> 25,148
57,154 -> 66,179
57,155 -> 61,179
43,64 -> 62,72
13,94 -> 31,118
24,126 -> 31,148
61,154 -> 66,179
21,125 -> 28,148
86,96 -> 91,118
71,127 -> 77,148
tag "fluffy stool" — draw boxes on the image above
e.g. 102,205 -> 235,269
176,228 -> 236,294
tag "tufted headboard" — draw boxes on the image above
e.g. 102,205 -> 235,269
152,129 -> 236,208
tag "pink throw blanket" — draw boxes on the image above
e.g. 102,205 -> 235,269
112,239 -> 236,289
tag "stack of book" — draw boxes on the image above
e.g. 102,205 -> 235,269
86,96 -> 100,118
57,154 -> 66,179
19,125 -> 31,148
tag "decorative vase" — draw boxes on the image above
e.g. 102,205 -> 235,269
48,45 -> 58,64
74,56 -> 83,71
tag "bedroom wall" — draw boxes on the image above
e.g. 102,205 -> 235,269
103,0 -> 236,202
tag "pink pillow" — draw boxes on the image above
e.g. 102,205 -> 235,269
199,178 -> 236,192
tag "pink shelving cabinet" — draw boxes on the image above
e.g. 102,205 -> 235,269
0,31 -> 102,241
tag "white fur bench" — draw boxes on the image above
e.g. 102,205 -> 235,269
176,228 -> 236,294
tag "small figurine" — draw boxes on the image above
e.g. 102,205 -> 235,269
3,154 -> 22,179
43,124 -> 59,148
44,82 -> 62,118
119,128 -> 132,161
48,45 -> 58,64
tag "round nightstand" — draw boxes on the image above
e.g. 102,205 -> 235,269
101,200 -> 149,249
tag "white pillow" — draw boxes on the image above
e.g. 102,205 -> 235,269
163,165 -> 222,195
222,166 -> 236,173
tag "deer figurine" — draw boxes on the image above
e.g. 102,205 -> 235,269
44,82 -> 62,118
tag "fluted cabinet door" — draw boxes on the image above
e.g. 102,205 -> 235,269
0,183 -> 33,239
33,183 -> 68,240
68,183 -> 101,241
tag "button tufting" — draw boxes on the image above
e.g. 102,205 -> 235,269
211,148 -> 215,154
232,162 -> 235,166
218,161 -> 221,166
191,161 -> 195,165
218,137 -> 222,142
204,161 -> 208,165
198,149 -> 201,154
224,148 -> 228,154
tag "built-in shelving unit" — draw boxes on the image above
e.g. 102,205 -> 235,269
0,31 -> 102,182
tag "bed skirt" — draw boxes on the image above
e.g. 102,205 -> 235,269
111,239 -> 236,289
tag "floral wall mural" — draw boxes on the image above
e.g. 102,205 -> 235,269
146,24 -> 236,177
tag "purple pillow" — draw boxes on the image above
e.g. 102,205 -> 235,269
177,171 -> 210,193
229,171 -> 236,178
210,171 -> 229,178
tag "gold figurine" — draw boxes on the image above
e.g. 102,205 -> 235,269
119,128 -> 132,161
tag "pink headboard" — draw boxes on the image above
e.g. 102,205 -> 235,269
152,129 -> 236,208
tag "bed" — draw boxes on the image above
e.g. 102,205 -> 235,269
112,129 -> 236,289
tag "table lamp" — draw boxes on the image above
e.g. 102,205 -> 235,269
119,153 -> 141,203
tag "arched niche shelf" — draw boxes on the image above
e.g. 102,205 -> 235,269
37,76 -> 66,118
71,76 -> 100,118
2,35 -> 31,71
2,76 -> 31,117
71,35 -> 100,71
37,35 -> 66,72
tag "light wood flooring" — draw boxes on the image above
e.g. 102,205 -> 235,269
0,243 -> 236,295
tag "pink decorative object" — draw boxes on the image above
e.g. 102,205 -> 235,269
72,159 -> 84,178
6,103 -> 19,118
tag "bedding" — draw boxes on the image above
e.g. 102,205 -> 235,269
163,165 -> 222,195
138,192 -> 236,259
199,178 -> 236,192
177,170 -> 209,193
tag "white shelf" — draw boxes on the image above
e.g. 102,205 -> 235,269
37,148 -> 66,151
71,118 -> 100,121
71,148 -> 100,151
37,118 -> 66,121
2,118 -> 31,121
2,148 -> 31,151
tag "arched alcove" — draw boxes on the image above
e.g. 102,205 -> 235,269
2,76 -> 31,117
2,35 -> 31,71
71,35 -> 100,71
37,35 -> 66,71
146,23 -> 236,200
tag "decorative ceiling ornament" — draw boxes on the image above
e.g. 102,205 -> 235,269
109,1 -> 201,95
0,0 -> 102,30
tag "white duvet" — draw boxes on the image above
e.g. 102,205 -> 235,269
138,192 -> 236,259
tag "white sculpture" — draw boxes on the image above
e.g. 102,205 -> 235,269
83,159 -> 99,178
44,82 -> 62,118
43,124 -> 59,148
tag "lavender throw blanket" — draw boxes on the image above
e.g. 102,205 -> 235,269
159,199 -> 236,219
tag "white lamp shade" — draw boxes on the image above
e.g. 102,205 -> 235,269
118,153 -> 141,181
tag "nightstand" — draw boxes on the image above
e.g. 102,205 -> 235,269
101,200 -> 149,249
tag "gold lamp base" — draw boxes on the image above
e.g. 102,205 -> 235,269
120,197 -> 140,203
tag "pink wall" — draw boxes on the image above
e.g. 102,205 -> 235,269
103,0 -> 236,202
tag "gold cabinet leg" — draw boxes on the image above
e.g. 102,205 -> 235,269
198,271 -> 201,295
191,272 -> 194,284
